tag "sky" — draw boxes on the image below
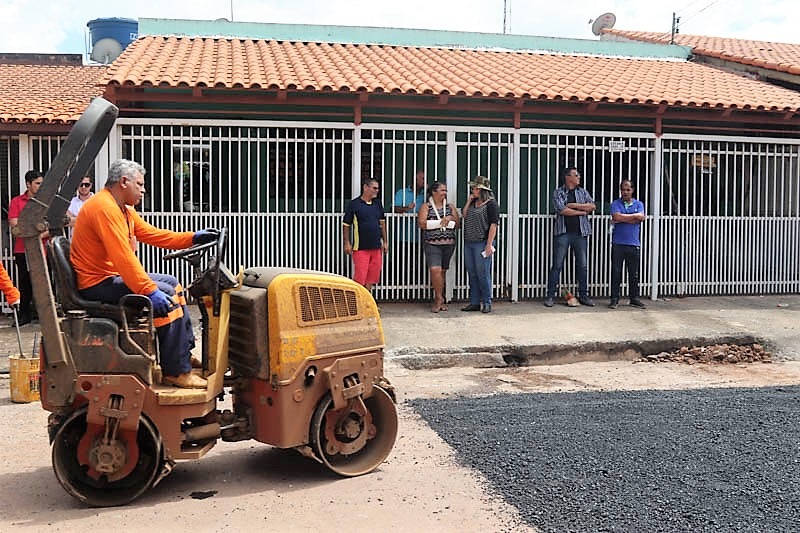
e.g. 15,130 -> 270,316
0,0 -> 797,57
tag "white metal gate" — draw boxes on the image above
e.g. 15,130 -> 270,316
2,135 -> 65,309
452,129 -> 513,302
119,121 -> 355,286
516,131 -> 656,300
109,118 -> 800,302
659,135 -> 800,295
359,126 -> 448,302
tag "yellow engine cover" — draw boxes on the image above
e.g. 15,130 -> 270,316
267,274 -> 384,385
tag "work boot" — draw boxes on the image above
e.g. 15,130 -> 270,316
629,299 -> 647,309
608,299 -> 619,309
578,296 -> 596,307
163,372 -> 207,389
543,297 -> 554,307
481,304 -> 492,314
461,303 -> 481,312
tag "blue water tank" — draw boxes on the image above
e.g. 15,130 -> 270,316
87,17 -> 138,48
87,17 -> 138,63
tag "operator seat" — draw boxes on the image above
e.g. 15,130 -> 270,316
48,236 -> 127,322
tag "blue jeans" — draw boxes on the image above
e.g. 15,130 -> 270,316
80,273 -> 195,377
464,241 -> 493,306
546,233 -> 589,299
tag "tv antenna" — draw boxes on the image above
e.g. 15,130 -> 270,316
590,12 -> 617,36
503,0 -> 511,34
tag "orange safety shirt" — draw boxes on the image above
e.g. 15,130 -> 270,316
70,188 -> 194,294
0,262 -> 20,303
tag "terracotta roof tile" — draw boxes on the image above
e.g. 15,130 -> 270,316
604,30 -> 800,76
103,36 -> 800,114
0,64 -> 106,124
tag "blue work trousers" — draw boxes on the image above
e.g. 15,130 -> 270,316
80,273 -> 195,377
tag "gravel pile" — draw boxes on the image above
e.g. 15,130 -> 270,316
410,386 -> 800,532
642,343 -> 771,364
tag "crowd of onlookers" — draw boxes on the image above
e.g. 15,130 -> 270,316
342,166 -> 647,312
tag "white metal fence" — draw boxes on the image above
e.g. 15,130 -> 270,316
658,135 -> 800,296
2,134 -> 66,309
7,121 -> 798,305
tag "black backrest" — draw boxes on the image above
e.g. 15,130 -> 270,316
49,236 -> 123,321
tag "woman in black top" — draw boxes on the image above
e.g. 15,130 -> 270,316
418,181 -> 460,312
461,176 -> 499,313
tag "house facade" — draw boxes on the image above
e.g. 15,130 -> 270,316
3,22 -> 800,304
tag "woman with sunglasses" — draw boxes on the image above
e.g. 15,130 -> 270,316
67,176 -> 94,227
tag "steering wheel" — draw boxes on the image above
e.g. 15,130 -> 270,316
163,238 -> 218,261
164,228 -> 229,316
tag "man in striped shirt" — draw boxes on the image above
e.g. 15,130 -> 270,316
544,167 -> 596,308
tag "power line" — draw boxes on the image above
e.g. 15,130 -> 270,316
679,0 -> 725,27
650,0 -> 728,44
675,0 -> 705,13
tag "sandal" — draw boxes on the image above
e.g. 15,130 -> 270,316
440,303 -> 448,312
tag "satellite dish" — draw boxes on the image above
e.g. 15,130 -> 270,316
591,12 -> 617,36
90,37 -> 123,64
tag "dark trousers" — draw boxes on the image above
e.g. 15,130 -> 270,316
13,252 -> 33,319
80,273 -> 195,377
610,244 -> 641,301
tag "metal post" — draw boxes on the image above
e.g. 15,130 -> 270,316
650,135 -> 663,300
17,134 -> 30,190
445,130 -> 457,303
509,131 -> 521,301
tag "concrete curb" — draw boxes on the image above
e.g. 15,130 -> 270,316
387,332 -> 763,370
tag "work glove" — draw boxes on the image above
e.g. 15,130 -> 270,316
146,289 -> 175,317
193,228 -> 219,245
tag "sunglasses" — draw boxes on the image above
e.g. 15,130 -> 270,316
79,183 -> 92,188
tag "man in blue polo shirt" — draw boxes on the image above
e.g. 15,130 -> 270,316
608,179 -> 646,309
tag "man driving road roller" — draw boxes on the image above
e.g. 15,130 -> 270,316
70,158 -> 218,388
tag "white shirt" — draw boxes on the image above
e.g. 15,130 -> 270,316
68,193 -> 93,217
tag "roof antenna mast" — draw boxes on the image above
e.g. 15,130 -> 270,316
503,0 -> 510,34
671,12 -> 680,44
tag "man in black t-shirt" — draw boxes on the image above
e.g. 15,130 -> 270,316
343,178 -> 388,291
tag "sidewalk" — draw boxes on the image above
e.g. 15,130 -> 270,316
2,295 -> 798,374
380,295 -> 800,368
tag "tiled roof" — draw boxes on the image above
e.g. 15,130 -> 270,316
0,64 -> 106,124
105,36 -> 800,114
604,30 -> 800,76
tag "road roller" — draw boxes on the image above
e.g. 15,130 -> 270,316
17,97 -> 398,507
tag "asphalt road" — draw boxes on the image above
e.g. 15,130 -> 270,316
411,385 -> 800,532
